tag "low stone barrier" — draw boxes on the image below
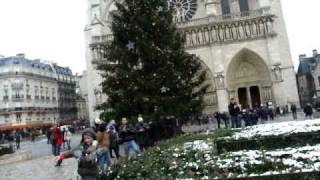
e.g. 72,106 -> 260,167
0,150 -> 32,165
216,131 -> 320,154
229,171 -> 320,180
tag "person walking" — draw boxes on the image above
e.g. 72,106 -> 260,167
119,117 -> 140,159
15,131 -> 21,150
96,124 -> 111,173
54,128 -> 99,180
135,115 -> 150,152
108,126 -> 120,159
31,130 -> 36,142
228,98 -> 240,128
214,112 -> 221,129
291,104 -> 297,120
304,103 -> 313,119
51,124 -> 63,156
46,130 -> 51,144
64,129 -> 72,150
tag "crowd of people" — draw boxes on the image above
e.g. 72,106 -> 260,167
184,99 -> 311,129
52,114 -> 158,180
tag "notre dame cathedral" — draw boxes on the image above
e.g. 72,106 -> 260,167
85,0 -> 300,123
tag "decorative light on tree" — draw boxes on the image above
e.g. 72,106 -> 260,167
126,41 -> 135,51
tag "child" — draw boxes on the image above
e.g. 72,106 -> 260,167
55,128 -> 99,180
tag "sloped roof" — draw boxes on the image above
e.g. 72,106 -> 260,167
0,56 -> 73,75
0,56 -> 53,72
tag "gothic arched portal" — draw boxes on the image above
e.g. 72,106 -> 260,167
226,48 -> 272,109
198,61 -> 218,114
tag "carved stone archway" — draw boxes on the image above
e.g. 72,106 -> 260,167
198,61 -> 218,114
226,49 -> 272,109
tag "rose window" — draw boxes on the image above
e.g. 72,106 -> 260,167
168,0 -> 198,22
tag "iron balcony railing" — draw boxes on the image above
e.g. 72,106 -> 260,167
176,7 -> 272,29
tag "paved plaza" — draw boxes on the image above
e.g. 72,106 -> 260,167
0,112 -> 313,180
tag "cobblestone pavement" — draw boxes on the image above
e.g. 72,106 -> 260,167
0,134 -> 83,180
0,155 -> 79,180
15,134 -> 82,158
0,133 -> 124,180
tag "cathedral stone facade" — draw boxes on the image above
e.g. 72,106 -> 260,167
85,0 -> 300,124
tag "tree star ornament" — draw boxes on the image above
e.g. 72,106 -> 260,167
161,86 -> 170,93
126,41 -> 135,51
158,6 -> 163,12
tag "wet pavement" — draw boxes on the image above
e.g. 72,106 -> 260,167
0,134 -> 82,180
0,154 -> 79,180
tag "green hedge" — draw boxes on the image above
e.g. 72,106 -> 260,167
216,131 -> 320,154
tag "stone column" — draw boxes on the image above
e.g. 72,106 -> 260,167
246,87 -> 252,109
214,72 -> 229,112
205,0 -> 221,16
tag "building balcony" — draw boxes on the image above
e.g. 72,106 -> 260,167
91,34 -> 114,44
3,96 -> 9,101
88,7 -> 276,56
176,8 -> 272,29
179,10 -> 276,49
11,95 -> 24,101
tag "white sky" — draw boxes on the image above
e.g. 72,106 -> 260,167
0,0 -> 319,74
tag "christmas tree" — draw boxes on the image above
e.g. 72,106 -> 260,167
97,0 -> 208,121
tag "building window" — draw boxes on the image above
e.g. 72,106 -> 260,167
26,83 -> 31,99
12,81 -> 24,99
52,88 -> 56,101
3,85 -> 9,100
13,89 -> 21,98
4,114 -> 9,123
16,113 -> 22,123
35,86 -> 39,99
46,87 -> 49,100
221,0 -> 231,16
40,86 -> 44,99
318,76 -> 320,87
239,0 -> 249,13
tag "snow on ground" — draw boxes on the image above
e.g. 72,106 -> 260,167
171,137 -> 320,178
221,119 -> 320,140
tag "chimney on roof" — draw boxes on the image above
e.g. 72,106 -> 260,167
313,49 -> 318,57
299,54 -> 306,62
16,53 -> 25,58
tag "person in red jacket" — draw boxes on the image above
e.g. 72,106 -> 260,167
51,124 -> 63,157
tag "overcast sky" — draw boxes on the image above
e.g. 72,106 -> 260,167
0,0 -> 319,74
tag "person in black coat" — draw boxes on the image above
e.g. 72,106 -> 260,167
304,103 -> 313,119
119,117 -> 140,158
214,112 -> 221,129
135,115 -> 150,152
291,104 -> 297,120
228,99 -> 241,128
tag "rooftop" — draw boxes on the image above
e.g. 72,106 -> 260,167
0,54 -> 73,76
